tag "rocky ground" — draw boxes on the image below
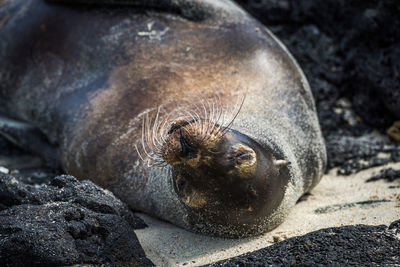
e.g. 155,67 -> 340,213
206,221 -> 400,266
238,0 -> 400,173
0,169 -> 153,266
1,0 -> 400,266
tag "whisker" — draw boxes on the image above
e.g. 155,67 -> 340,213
151,106 -> 161,148
145,112 -> 151,150
184,110 -> 198,125
210,97 -> 220,134
136,88 -> 247,166
190,101 -> 203,138
205,98 -> 213,136
183,101 -> 201,128
201,100 -> 209,138
135,144 -> 145,162
209,95 -> 223,136
141,115 -> 153,160
221,89 -> 247,137
159,114 -> 172,143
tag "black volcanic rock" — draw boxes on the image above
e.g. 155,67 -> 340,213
326,134 -> 400,175
206,220 -> 400,266
0,174 -> 153,266
238,0 -> 400,173
367,167 -> 400,182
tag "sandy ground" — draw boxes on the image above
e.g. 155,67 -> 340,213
134,163 -> 400,266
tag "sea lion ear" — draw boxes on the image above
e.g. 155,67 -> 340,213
273,159 -> 289,168
231,144 -> 257,177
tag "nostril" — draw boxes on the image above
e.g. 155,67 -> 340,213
236,151 -> 254,165
229,144 -> 256,166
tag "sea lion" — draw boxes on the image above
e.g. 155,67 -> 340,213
0,0 -> 327,237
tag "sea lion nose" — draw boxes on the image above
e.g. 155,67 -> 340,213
224,143 -> 257,179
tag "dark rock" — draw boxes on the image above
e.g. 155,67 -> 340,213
0,133 -> 58,181
387,121 -> 400,142
326,134 -> 400,175
389,220 -> 400,234
0,173 -> 147,228
366,168 -> 400,182
206,220 -> 400,266
0,173 -> 153,266
314,199 -> 391,214
6,167 -> 62,185
0,135 -> 26,158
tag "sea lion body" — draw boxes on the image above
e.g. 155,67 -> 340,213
0,0 -> 326,237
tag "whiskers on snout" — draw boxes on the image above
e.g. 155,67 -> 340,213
134,91 -> 246,167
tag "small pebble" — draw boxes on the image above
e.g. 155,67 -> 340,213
0,166 -> 9,174
273,236 -> 281,243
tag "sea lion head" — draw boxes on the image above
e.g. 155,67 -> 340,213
160,117 -> 290,236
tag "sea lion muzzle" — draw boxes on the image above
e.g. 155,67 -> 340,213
162,120 -> 289,232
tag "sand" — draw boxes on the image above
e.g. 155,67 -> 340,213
134,162 -> 400,266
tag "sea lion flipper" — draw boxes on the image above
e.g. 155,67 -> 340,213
0,116 -> 59,168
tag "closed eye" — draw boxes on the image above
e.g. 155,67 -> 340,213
179,133 -> 197,157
